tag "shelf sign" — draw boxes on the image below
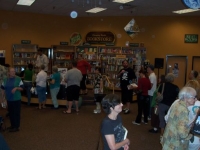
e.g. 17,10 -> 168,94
85,32 -> 115,44
70,32 -> 82,46
116,55 -> 126,59
21,40 -> 31,44
60,42 -> 68,45
129,43 -> 139,47
105,43 -> 115,46
184,34 -> 198,43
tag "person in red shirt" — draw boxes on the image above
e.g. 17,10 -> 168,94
132,69 -> 151,125
77,54 -> 91,95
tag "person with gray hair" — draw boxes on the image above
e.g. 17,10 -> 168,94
161,87 -> 196,150
48,66 -> 62,109
158,73 -> 179,138
36,64 -> 47,109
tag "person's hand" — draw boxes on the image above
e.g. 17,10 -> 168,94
121,70 -> 125,74
11,87 -> 18,94
125,138 -> 130,145
123,144 -> 129,150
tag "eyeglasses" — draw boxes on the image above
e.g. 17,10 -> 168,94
190,95 -> 197,99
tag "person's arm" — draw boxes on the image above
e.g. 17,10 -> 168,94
117,69 -> 125,78
100,78 -> 103,93
1,84 -> 5,103
11,79 -> 23,94
105,135 -> 130,150
43,55 -> 49,69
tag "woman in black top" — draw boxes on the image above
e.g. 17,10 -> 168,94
158,73 -> 179,137
101,94 -> 130,150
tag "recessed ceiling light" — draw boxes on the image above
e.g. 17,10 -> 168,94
173,8 -> 200,14
17,0 -> 35,6
113,0 -> 134,4
86,7 -> 107,13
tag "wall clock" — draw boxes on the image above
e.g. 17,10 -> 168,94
182,0 -> 200,9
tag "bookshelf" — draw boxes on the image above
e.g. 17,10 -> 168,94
52,45 -> 75,69
13,44 -> 38,74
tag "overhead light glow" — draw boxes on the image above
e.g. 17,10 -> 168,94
113,0 -> 134,4
17,0 -> 35,6
86,7 -> 107,13
173,8 -> 200,14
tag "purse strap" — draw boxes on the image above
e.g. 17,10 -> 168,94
161,83 -> 165,94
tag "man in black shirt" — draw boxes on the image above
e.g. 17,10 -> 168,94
117,60 -> 136,114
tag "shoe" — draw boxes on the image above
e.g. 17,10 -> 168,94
9,128 -> 19,132
148,117 -> 151,120
7,126 -> 14,130
149,129 -> 158,133
144,122 -> 148,125
51,106 -> 59,109
93,109 -> 101,114
123,108 -> 128,111
124,109 -> 130,114
132,121 -> 141,125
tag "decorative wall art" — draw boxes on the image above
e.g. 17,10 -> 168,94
124,18 -> 140,39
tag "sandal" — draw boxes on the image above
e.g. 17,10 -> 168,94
63,110 -> 71,114
36,107 -> 42,110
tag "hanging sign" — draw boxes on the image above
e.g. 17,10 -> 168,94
85,31 -> 115,44
70,32 -> 82,46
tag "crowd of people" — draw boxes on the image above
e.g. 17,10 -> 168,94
1,49 -> 200,149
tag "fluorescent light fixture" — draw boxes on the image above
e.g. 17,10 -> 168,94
113,0 -> 134,4
86,7 -> 107,13
173,8 -> 200,14
17,0 -> 35,6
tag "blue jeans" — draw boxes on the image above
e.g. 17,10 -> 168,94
50,87 -> 60,108
23,81 -> 32,105
36,86 -> 46,102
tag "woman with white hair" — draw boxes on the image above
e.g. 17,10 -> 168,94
161,87 -> 196,150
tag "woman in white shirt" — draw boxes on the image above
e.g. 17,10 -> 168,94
36,65 -> 47,109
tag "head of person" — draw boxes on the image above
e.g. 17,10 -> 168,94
28,63 -> 33,70
189,70 -> 199,80
71,60 -> 77,68
101,94 -> 122,114
147,64 -> 154,74
52,66 -> 58,73
40,64 -> 45,70
159,75 -> 165,84
139,69 -> 148,78
122,60 -> 129,69
185,80 -> 200,99
95,67 -> 101,74
165,73 -> 175,83
8,67 -> 16,78
178,87 -> 197,106
37,49 -> 43,56
78,54 -> 83,60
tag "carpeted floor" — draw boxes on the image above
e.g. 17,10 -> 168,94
0,100 -> 162,150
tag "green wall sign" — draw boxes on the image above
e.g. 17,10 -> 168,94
21,40 -> 31,44
129,43 -> 139,47
60,42 -> 68,45
185,34 -> 198,43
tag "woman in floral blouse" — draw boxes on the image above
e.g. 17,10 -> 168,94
161,87 -> 196,150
